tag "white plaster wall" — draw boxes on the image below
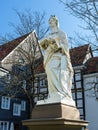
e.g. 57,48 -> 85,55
0,71 -> 7,77
85,96 -> 98,130
84,76 -> 98,130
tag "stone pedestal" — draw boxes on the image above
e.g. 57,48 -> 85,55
22,118 -> 88,130
22,103 -> 88,130
31,103 -> 80,120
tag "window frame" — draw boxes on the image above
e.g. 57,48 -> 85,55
21,100 -> 26,111
22,80 -> 26,89
1,96 -> 10,110
13,103 -> 21,116
0,121 -> 9,130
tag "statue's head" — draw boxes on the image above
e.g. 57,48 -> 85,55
49,15 -> 59,28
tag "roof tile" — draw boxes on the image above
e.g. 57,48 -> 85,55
70,44 -> 90,66
0,34 -> 29,61
84,57 -> 98,74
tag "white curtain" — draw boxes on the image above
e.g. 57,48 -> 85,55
10,122 -> 14,130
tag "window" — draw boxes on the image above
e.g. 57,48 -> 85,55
21,101 -> 26,111
1,96 -> 10,110
7,73 -> 11,80
22,80 -> 26,89
72,78 -> 74,83
75,73 -> 81,81
76,81 -> 81,88
40,80 -> 43,87
6,73 -> 11,83
72,93 -> 75,100
72,83 -> 74,89
40,78 -> 47,87
0,121 -> 9,130
40,88 -> 47,93
77,92 -> 82,99
34,97 -> 38,103
77,100 -> 83,107
18,58 -> 24,65
10,122 -> 14,130
95,84 -> 98,98
13,103 -> 21,116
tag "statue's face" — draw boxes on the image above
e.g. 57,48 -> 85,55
49,18 -> 57,28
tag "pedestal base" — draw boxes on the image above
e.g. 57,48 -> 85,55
22,118 -> 88,130
22,103 -> 88,130
31,103 -> 80,120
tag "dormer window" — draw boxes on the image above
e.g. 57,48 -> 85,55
6,73 -> 11,83
7,74 -> 11,80
18,58 -> 25,65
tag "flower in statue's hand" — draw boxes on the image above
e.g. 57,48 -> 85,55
50,39 -> 56,44
40,39 -> 49,49
49,39 -> 58,52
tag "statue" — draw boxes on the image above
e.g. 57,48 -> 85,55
38,15 -> 75,106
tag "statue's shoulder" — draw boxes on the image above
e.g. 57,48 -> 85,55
58,29 -> 67,38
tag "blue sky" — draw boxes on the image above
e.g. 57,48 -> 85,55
0,0 -> 83,39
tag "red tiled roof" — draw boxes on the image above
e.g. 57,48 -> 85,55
0,34 -> 29,61
70,44 -> 91,66
84,57 -> 98,74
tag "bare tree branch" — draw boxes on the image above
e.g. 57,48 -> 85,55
0,10 -> 48,44
59,0 -> 98,55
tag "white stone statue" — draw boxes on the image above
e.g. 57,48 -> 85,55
38,15 -> 75,106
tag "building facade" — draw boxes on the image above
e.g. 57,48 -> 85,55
0,67 -> 29,130
0,31 -> 40,130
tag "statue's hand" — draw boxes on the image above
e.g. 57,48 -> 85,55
49,39 -> 59,52
40,38 -> 59,51
40,39 -> 49,49
49,39 -> 56,44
